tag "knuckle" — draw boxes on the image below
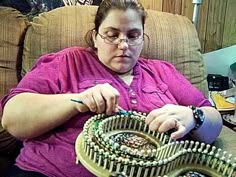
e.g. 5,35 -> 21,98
149,110 -> 157,117
149,124 -> 156,131
105,95 -> 116,104
167,120 -> 174,127
100,83 -> 111,89
97,100 -> 104,107
112,88 -> 120,96
104,83 -> 111,86
89,104 -> 96,111
149,122 -> 158,131
109,95 -> 116,101
163,104 -> 172,109
94,84 -> 102,89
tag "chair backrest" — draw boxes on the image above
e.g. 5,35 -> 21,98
21,5 -> 208,97
0,6 -> 29,98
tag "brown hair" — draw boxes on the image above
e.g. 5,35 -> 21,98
85,0 -> 147,49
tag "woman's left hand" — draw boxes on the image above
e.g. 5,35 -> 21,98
145,104 -> 196,140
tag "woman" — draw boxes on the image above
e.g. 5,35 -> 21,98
0,0 -> 222,176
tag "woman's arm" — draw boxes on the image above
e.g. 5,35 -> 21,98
2,93 -> 82,139
2,83 -> 120,139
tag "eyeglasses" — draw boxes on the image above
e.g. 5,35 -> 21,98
97,33 -> 144,46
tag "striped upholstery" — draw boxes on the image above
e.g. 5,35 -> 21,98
22,6 -> 98,76
0,7 -> 29,99
143,10 -> 208,96
0,7 -> 27,166
22,6 -> 208,96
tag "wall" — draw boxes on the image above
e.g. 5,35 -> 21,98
140,0 -> 236,53
203,45 -> 236,76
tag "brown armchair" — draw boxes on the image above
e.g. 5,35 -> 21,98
0,5 -> 235,176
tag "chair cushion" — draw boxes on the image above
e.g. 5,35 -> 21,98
22,6 -> 208,96
0,6 -> 29,98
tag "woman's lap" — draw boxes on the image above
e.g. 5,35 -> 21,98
6,165 -> 48,177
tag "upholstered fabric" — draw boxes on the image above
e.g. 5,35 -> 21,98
0,7 -> 27,173
22,6 -> 97,75
143,10 -> 208,96
0,6 -> 29,98
22,5 -> 208,96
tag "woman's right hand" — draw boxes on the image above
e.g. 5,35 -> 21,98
75,83 -> 120,115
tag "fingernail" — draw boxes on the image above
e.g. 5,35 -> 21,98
171,134 -> 177,139
116,105 -> 124,111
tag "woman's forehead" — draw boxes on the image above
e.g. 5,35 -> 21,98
99,9 -> 143,31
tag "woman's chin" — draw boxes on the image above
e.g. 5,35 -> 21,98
114,68 -> 132,74
112,63 -> 135,73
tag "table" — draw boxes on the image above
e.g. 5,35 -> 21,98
214,125 -> 236,156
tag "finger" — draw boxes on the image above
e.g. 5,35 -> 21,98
103,92 -> 117,115
101,85 -> 120,115
111,87 -> 120,104
83,92 -> 97,112
148,114 -> 167,131
92,89 -> 106,113
145,108 -> 166,125
158,118 -> 177,133
111,88 -> 120,112
115,105 -> 124,112
170,126 -> 187,140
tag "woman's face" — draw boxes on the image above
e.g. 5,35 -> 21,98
93,9 -> 144,74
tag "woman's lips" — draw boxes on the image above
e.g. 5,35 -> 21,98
116,55 -> 130,58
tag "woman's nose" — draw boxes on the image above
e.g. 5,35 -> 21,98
117,39 -> 129,50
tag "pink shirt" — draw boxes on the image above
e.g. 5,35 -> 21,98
0,47 -> 211,177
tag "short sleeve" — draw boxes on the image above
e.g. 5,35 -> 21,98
0,53 -> 62,112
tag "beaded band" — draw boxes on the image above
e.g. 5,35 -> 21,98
188,105 -> 205,130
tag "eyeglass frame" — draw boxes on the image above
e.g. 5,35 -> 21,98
96,32 -> 146,46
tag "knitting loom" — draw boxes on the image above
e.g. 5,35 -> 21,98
75,111 -> 236,177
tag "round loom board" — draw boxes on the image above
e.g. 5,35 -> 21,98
75,132 -> 225,177
75,133 -> 112,177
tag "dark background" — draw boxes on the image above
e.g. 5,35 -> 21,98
0,0 -> 102,20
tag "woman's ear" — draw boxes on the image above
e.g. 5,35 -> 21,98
92,30 -> 98,49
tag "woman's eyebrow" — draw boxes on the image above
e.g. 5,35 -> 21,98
128,28 -> 142,33
103,27 -> 119,31
102,27 -> 142,32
